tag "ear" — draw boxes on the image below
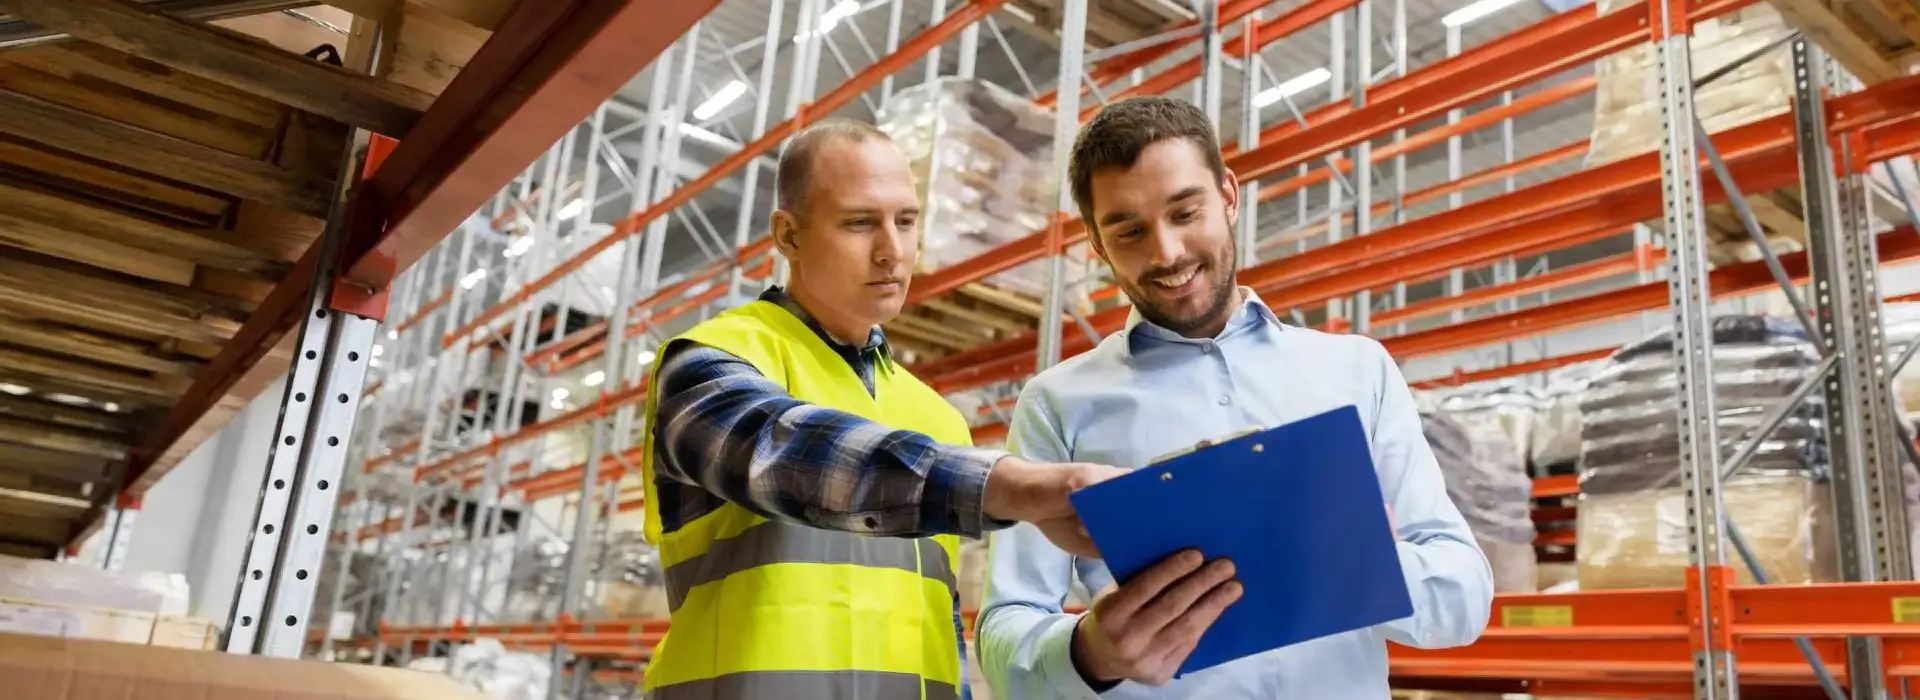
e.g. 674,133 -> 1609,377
1219,169 -> 1241,228
771,209 -> 801,258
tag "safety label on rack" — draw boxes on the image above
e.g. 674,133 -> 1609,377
1500,604 -> 1574,628
1891,597 -> 1920,624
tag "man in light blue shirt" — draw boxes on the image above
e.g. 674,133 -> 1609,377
974,96 -> 1494,699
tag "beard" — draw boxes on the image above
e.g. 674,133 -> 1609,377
1120,238 -> 1239,337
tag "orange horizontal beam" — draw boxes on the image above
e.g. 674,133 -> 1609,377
1046,0 -> 1272,105
1375,249 -> 1655,328
1224,1 -> 1752,184
1533,474 -> 1578,499
922,73 -> 1920,392
1097,0 -> 1359,113
413,381 -> 651,482
446,0 -> 1009,350
1382,226 -> 1920,361
1256,76 -> 1596,207
1408,347 -> 1619,391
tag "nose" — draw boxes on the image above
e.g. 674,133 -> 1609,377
1144,225 -> 1184,269
873,219 -> 906,267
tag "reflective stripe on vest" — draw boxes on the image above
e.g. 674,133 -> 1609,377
639,300 -> 974,694
649,670 -> 961,700
663,520 -> 957,612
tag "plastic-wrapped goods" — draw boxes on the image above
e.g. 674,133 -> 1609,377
1886,302 -> 1920,423
449,638 -> 553,700
1422,411 -> 1536,544
1575,315 -> 1826,496
1532,364 -> 1600,472
876,78 -> 1088,307
1436,387 -> 1538,457
1577,475 -> 1836,589
1422,411 -> 1537,592
0,554 -> 188,615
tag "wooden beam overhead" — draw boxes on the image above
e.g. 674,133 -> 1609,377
0,0 -> 434,137
0,367 -> 160,410
0,314 -> 201,377
0,346 -> 178,399
0,414 -> 130,460
0,442 -> 113,483
0,180 -> 287,277
0,89 -> 334,216
0,392 -> 130,434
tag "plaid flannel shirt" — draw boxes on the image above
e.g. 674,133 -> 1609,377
649,287 -> 1005,694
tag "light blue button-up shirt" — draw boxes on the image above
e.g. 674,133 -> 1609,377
974,289 -> 1494,700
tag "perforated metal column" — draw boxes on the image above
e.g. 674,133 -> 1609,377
1648,7 -> 1736,698
224,134 -> 380,659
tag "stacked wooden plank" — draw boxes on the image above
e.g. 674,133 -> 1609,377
0,0 -> 507,558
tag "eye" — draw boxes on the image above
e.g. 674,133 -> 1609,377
1113,227 -> 1144,241
844,217 -> 875,231
1172,208 -> 1201,224
896,214 -> 919,230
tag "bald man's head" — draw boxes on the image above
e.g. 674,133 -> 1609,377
776,119 -> 896,220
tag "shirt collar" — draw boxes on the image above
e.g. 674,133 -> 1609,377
1122,286 -> 1282,356
758,286 -> 892,355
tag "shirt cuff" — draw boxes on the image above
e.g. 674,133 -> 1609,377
922,445 -> 1010,538
1039,614 -> 1110,699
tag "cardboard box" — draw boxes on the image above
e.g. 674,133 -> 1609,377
0,632 -> 489,699
150,616 -> 218,650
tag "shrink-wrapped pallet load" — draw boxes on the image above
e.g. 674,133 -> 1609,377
1422,406 -> 1538,593
876,78 -> 1092,313
1572,314 -> 1920,589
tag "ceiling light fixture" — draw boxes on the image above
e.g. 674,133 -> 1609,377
1254,67 -> 1332,108
505,234 -> 538,257
582,371 -> 606,387
692,80 -> 748,121
0,383 -> 27,396
793,0 -> 861,43
556,198 -> 587,222
1442,0 -> 1526,27
460,269 -> 487,290
635,349 -> 657,366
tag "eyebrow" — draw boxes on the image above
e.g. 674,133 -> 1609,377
1097,186 -> 1208,228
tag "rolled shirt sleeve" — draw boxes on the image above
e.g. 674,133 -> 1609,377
651,339 -> 1010,538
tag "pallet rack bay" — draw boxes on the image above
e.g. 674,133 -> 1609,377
246,0 -> 1920,698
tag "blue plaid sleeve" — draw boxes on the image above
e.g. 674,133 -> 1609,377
651,340 -> 1011,538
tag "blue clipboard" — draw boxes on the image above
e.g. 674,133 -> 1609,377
1067,405 -> 1414,676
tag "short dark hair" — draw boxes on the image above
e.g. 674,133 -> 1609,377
776,119 -> 893,217
1068,97 -> 1228,234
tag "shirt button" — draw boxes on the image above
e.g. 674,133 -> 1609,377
863,516 -> 878,530
1218,396 -> 1231,406
1201,342 -> 1215,353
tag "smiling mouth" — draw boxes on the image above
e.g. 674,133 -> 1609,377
1149,265 -> 1200,290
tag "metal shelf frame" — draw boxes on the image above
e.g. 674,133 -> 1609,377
268,0 -> 1920,698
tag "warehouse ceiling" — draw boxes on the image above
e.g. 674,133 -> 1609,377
544,0 -> 1600,327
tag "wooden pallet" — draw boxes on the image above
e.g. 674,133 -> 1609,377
887,282 -> 1053,365
1768,0 -> 1920,84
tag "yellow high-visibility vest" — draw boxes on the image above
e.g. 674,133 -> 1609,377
638,299 -> 973,700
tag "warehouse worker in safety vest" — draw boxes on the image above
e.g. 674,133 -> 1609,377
638,118 -> 1128,700
974,97 -> 1493,699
